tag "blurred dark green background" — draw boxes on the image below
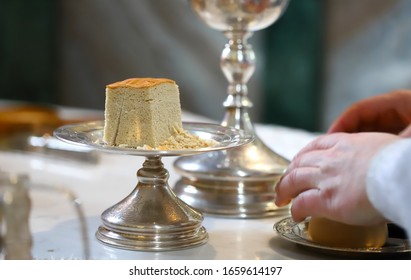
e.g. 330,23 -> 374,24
0,0 -> 324,131
0,0 -> 58,104
263,0 -> 324,132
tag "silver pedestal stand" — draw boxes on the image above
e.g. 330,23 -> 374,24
54,121 -> 252,251
174,0 -> 290,218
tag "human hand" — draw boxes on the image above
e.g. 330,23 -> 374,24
275,132 -> 398,226
328,90 -> 411,135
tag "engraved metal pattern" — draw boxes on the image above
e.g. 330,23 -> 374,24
275,217 -> 411,257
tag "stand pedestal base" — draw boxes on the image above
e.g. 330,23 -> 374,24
54,122 -> 251,250
95,157 -> 208,251
96,225 -> 208,251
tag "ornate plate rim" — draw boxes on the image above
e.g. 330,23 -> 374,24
53,121 -> 254,157
274,217 -> 411,256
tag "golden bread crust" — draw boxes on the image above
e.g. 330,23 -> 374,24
107,78 -> 175,89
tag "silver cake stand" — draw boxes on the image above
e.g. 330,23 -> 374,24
173,0 -> 290,218
54,121 -> 252,251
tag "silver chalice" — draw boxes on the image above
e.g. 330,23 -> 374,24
174,0 -> 290,218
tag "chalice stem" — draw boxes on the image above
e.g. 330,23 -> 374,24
221,31 -> 255,133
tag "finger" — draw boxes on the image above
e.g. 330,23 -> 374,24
328,93 -> 392,133
275,134 -> 344,207
328,92 -> 411,134
275,166 -> 320,207
327,97 -> 382,133
327,110 -> 360,133
376,108 -> 409,134
289,188 -> 333,222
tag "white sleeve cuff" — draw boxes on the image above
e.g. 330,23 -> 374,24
366,138 -> 411,236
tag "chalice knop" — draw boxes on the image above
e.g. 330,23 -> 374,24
174,0 -> 290,218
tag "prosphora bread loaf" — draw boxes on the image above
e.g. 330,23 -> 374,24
308,217 -> 387,248
103,77 -> 215,150
103,78 -> 183,148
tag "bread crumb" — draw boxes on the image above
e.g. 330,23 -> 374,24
117,128 -> 216,150
157,128 -> 216,150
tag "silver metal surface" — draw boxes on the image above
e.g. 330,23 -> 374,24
0,171 -> 90,259
96,156 -> 208,251
54,121 -> 253,156
275,217 -> 411,257
0,172 -> 32,260
54,121 -> 251,251
30,182 -> 90,259
174,0 -> 290,218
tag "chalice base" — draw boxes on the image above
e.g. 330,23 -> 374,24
173,136 -> 290,218
173,178 -> 289,218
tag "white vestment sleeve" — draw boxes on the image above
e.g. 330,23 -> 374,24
366,138 -> 411,238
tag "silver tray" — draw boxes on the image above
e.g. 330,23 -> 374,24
274,217 -> 411,257
54,121 -> 253,157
